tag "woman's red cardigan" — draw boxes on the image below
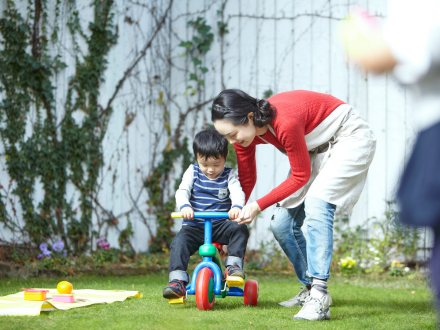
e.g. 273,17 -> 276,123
234,90 -> 345,211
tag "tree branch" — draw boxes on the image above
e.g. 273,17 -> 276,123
173,98 -> 215,147
101,0 -> 174,118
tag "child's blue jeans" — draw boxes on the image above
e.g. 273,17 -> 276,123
169,220 -> 249,283
270,196 -> 337,286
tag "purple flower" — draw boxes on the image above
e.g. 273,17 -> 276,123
96,237 -> 106,244
38,242 -> 52,259
43,250 -> 52,258
97,237 -> 110,249
262,263 -> 266,267
39,243 -> 48,252
63,249 -> 67,257
257,264 -> 260,268
38,250 -> 52,259
52,240 -> 64,252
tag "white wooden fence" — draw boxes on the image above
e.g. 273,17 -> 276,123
0,0 -> 434,254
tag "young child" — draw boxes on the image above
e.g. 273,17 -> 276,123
163,128 -> 249,299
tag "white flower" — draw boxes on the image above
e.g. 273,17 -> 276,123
404,267 -> 410,273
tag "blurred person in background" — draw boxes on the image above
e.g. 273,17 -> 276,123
344,0 -> 440,314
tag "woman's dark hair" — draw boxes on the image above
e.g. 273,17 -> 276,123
211,89 -> 276,127
193,128 -> 229,161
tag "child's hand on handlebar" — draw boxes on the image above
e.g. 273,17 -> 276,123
181,206 -> 194,219
228,207 -> 241,220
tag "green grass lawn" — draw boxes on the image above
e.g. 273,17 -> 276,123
0,272 -> 437,329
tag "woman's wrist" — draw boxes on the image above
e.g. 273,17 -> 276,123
253,201 -> 262,212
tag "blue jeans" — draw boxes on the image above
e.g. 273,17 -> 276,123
270,197 -> 337,286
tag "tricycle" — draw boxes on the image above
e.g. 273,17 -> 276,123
169,211 -> 258,310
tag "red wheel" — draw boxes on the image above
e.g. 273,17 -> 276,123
212,243 -> 223,251
244,280 -> 258,306
195,267 -> 215,310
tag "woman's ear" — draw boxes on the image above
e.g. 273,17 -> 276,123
247,112 -> 254,124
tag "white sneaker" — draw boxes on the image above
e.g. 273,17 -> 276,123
278,286 -> 310,307
293,288 -> 332,321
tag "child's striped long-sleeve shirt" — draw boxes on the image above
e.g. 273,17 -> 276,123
175,164 -> 245,226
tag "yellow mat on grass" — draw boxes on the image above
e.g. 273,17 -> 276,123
0,289 -> 142,316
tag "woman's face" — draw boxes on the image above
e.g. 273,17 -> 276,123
214,116 -> 257,147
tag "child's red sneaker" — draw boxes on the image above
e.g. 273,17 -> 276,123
162,279 -> 186,299
225,265 -> 245,279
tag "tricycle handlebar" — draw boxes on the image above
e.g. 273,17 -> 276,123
171,212 -> 229,219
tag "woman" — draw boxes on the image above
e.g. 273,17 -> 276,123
212,89 -> 376,321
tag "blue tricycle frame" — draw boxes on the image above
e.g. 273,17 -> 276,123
170,211 -> 258,310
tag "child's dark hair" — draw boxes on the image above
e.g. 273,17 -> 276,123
193,128 -> 229,161
211,89 -> 276,127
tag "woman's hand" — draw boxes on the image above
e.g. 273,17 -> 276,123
234,202 -> 261,225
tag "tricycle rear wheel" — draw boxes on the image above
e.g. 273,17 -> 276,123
244,280 -> 258,306
196,267 -> 215,310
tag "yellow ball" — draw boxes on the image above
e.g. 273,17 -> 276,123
57,281 -> 73,294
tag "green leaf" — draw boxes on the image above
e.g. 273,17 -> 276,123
192,36 -> 202,44
192,58 -> 202,66
217,21 -> 229,36
263,89 -> 274,99
189,73 -> 198,81
198,25 -> 211,36
200,67 -> 208,74
199,45 -> 211,53
178,41 -> 192,50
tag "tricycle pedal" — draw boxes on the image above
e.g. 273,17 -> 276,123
226,276 -> 244,287
168,296 -> 187,305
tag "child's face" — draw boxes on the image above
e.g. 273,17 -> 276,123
197,155 -> 226,180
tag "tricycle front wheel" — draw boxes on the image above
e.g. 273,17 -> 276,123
195,267 -> 215,310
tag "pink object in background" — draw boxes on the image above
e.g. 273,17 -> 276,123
350,6 -> 380,29
338,6 -> 383,58
52,293 -> 75,303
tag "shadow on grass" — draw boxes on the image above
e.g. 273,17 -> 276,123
208,299 -> 282,310
333,297 -> 435,313
177,296 -> 436,317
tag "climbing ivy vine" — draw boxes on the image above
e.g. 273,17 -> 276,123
180,17 -> 213,96
0,0 -> 117,252
0,0 -> 231,254
146,10 -> 232,252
